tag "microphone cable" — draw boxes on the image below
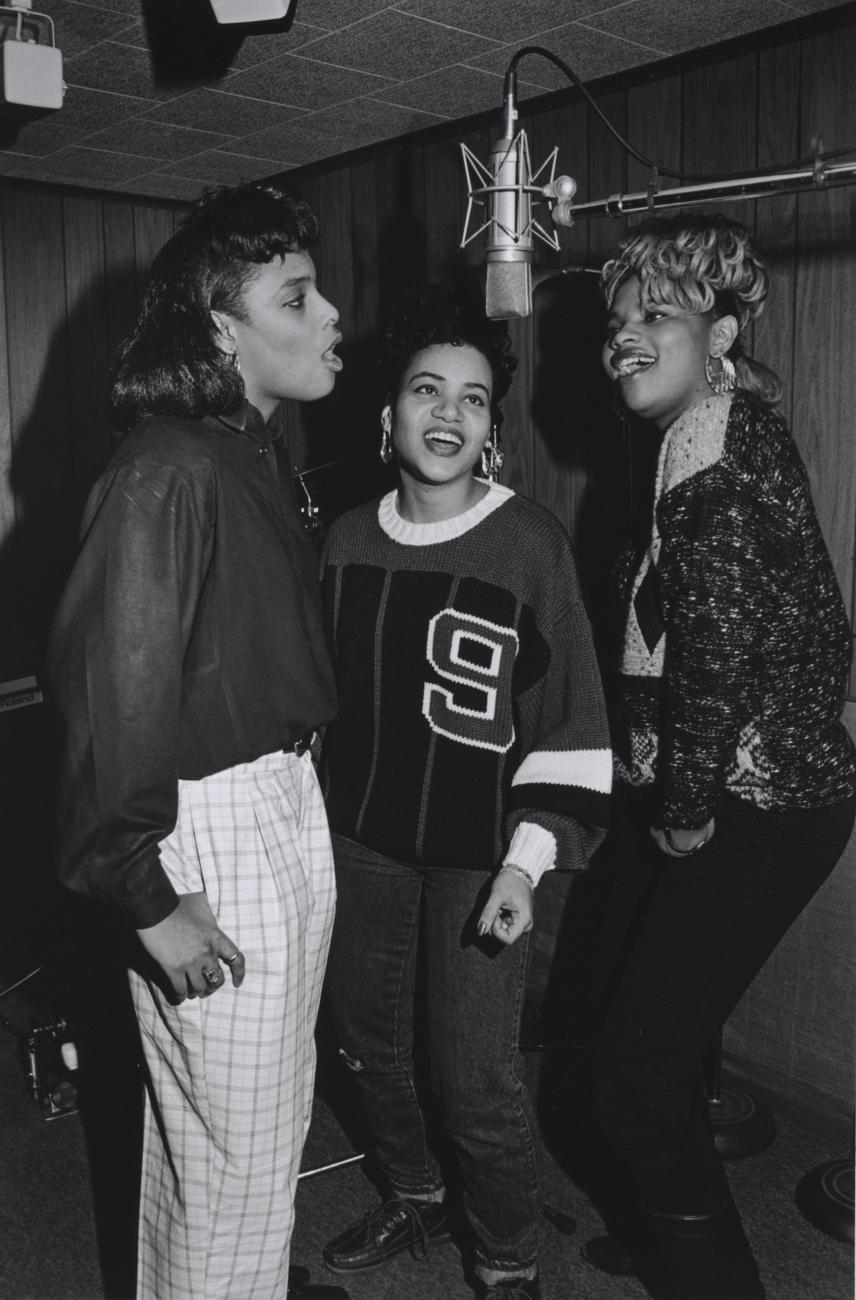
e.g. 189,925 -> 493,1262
506,45 -> 855,187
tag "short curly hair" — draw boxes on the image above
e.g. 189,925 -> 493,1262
379,280 -> 517,420
601,214 -> 781,405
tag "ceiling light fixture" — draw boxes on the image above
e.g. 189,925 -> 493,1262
0,0 -> 63,114
209,0 -> 295,23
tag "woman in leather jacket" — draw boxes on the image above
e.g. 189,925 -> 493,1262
49,181 -> 347,1300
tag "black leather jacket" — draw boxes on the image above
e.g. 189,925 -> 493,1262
49,403 -> 336,928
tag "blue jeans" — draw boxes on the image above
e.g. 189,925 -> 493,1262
324,833 -> 540,1281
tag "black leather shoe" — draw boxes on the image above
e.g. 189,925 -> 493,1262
323,1196 -> 451,1273
287,1265 -> 350,1298
580,1235 -> 636,1276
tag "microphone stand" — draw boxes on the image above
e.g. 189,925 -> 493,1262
461,44 -> 856,282
796,1154 -> 855,1244
560,151 -> 856,224
703,1026 -> 776,1161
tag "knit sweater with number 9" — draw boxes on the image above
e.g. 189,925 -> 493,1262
320,481 -> 612,883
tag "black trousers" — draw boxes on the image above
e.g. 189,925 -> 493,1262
591,790 -> 855,1217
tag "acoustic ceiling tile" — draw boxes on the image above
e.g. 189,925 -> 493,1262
38,0 -> 134,59
65,41 -> 191,101
222,21 -> 332,71
224,52 -> 392,108
157,148 -> 287,186
82,119 -> 234,161
295,10 -> 501,80
470,21 -> 666,91
376,65 -> 516,119
290,1 -> 391,29
397,0 -> 614,41
111,171 -> 212,201
20,144 -> 154,183
583,0 -> 799,53
142,88 -> 306,136
242,96 -> 444,163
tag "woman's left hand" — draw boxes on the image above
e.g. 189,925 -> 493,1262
477,869 -> 534,946
650,818 -> 715,858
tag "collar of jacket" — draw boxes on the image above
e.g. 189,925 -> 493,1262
211,400 -> 281,449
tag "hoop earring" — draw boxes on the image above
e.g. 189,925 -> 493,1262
705,353 -> 736,395
480,424 -> 504,482
379,406 -> 394,465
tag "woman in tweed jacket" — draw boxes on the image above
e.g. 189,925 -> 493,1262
584,214 -> 856,1300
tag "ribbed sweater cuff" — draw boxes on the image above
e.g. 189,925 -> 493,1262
503,821 -> 556,887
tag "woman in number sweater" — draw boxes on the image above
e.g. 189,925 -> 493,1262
319,283 -> 611,1300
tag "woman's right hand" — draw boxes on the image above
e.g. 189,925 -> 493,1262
477,869 -> 534,946
136,892 -> 246,1001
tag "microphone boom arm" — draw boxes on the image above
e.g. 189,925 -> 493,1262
461,45 -> 856,279
554,157 -> 856,225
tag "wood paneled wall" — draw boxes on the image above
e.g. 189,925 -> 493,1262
0,11 -> 853,1122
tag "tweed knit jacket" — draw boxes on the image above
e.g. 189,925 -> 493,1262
615,389 -> 856,828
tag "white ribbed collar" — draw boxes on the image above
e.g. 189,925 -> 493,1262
378,480 -> 514,546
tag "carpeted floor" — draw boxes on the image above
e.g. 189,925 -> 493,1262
0,956 -> 851,1300
292,1041 -> 854,1300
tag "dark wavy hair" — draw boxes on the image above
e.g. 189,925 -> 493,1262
601,213 -> 782,406
109,181 -> 319,431
379,280 -> 517,423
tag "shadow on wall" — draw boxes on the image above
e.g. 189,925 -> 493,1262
0,262 -> 119,967
0,261 -> 144,1298
530,271 -> 658,660
294,325 -> 396,534
296,162 -> 490,531
519,271 -> 662,1122
0,265 -> 130,686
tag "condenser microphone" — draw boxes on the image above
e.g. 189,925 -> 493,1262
460,66 -> 577,320
484,70 -> 532,320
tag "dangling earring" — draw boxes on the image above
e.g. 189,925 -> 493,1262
480,424 -> 504,482
229,349 -> 241,376
379,406 -> 394,464
705,353 -> 736,395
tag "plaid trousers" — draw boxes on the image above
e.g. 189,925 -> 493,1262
128,749 -> 335,1300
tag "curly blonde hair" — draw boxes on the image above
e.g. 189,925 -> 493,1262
601,214 -> 781,405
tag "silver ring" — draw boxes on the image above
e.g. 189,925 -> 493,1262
223,953 -> 240,965
203,966 -> 221,984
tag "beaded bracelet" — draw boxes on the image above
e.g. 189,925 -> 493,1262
498,862 -> 536,889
